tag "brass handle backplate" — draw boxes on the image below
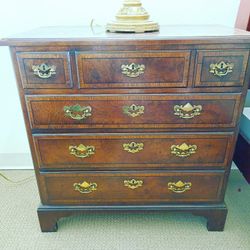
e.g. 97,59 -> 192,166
123,104 -> 144,117
69,144 -> 95,158
124,179 -> 143,189
174,103 -> 202,119
74,181 -> 97,194
123,142 -> 144,153
32,63 -> 56,79
209,61 -> 234,77
168,180 -> 192,193
171,143 -> 197,157
121,63 -> 145,78
64,104 -> 92,120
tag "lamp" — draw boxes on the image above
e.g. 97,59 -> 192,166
106,0 -> 159,33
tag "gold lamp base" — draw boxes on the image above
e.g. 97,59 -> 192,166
106,0 -> 159,33
106,21 -> 159,33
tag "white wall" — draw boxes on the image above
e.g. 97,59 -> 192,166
0,0 -> 241,168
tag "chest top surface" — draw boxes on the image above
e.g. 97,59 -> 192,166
1,25 -> 250,46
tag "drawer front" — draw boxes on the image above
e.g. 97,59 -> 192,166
76,51 -> 191,88
34,133 -> 234,170
40,171 -> 224,205
17,52 -> 72,88
26,94 -> 241,129
195,50 -> 249,87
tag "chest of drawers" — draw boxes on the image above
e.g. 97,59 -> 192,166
2,25 -> 250,232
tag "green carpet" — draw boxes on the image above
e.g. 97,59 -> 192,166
0,170 -> 249,250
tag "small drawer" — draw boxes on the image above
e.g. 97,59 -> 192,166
26,93 -> 241,129
33,133 -> 234,170
16,52 -> 72,88
195,50 -> 249,87
76,51 -> 191,89
40,171 -> 224,205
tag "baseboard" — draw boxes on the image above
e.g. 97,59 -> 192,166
0,153 -> 238,170
0,153 -> 33,169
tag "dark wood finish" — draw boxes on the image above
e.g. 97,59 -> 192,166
37,203 -> 228,232
2,26 -> 250,47
40,171 -> 224,205
16,52 -> 72,89
233,133 -> 250,183
2,25 -> 250,232
26,94 -> 241,129
192,205 -> 228,231
33,133 -> 234,170
76,51 -> 191,89
195,50 -> 249,87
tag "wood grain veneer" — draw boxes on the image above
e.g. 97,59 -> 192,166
1,25 -> 250,232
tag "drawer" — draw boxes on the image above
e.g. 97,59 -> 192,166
26,94 -> 241,129
34,133 -> 234,170
16,52 -> 72,88
76,51 -> 191,88
40,171 -> 224,205
195,50 -> 249,87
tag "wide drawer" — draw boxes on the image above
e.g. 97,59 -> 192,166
76,51 -> 191,88
33,133 -> 234,170
16,52 -> 72,89
26,93 -> 241,129
195,50 -> 249,87
40,171 -> 224,205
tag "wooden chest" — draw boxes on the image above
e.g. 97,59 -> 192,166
2,25 -> 250,232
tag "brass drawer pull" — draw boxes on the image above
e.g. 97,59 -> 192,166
124,179 -> 143,189
209,61 -> 234,77
32,63 -> 56,79
69,144 -> 95,158
74,181 -> 97,194
174,103 -> 202,119
168,180 -> 192,193
171,143 -> 197,157
123,104 -> 144,117
64,104 -> 92,120
121,63 -> 145,78
123,142 -> 144,153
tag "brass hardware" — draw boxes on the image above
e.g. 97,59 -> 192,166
168,180 -> 192,193
123,142 -> 144,153
32,63 -> 56,79
209,61 -> 234,77
123,104 -> 144,117
74,181 -> 97,194
124,179 -> 143,189
106,0 -> 159,33
69,144 -> 95,158
121,63 -> 145,78
174,103 -> 202,119
64,104 -> 92,120
171,143 -> 197,158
